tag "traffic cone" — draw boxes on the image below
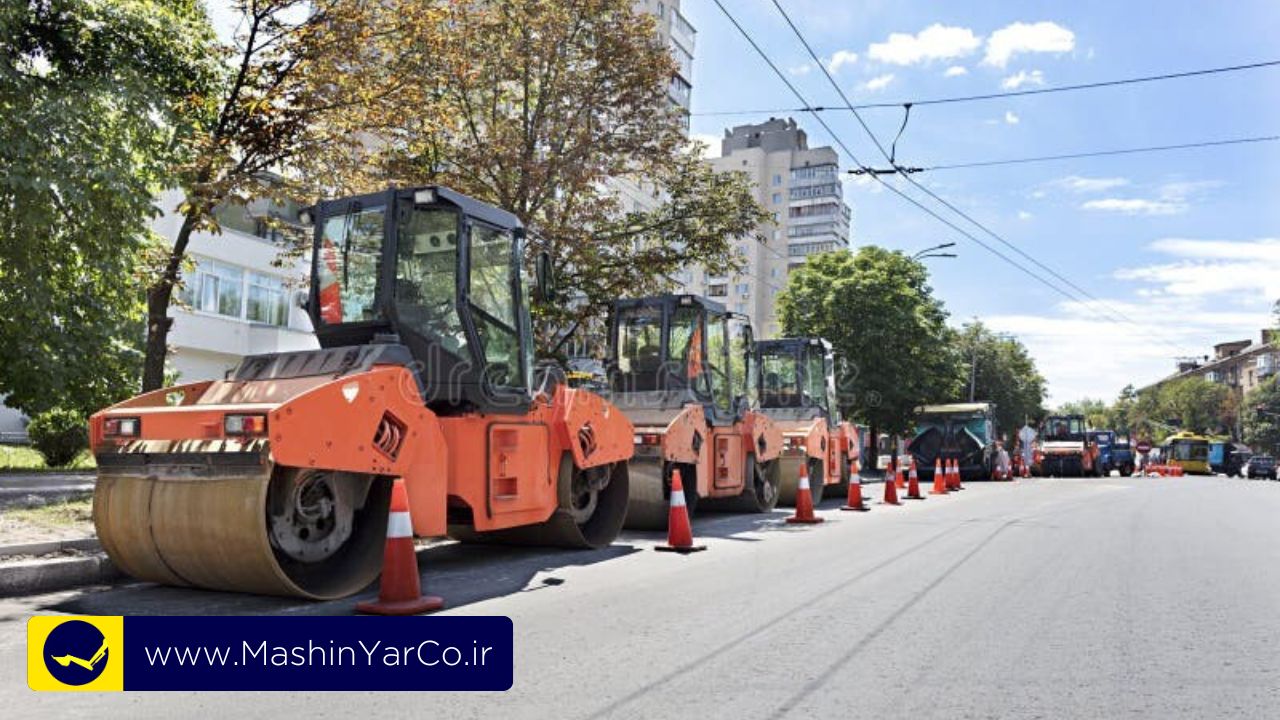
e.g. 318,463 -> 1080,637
883,463 -> 901,505
895,462 -> 907,490
931,458 -> 948,495
787,462 -> 825,524
841,458 -> 870,511
656,469 -> 707,552
356,478 -> 444,615
955,459 -> 965,490
906,458 -> 925,500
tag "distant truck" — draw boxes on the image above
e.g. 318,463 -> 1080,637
908,402 -> 997,483
1110,436 -> 1136,477
1038,414 -> 1101,477
1209,439 -> 1251,476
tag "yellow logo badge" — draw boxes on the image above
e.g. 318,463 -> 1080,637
28,616 -> 124,692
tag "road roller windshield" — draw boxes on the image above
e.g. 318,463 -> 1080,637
756,338 -> 834,415
307,186 -> 534,412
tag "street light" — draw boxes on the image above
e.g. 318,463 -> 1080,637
915,252 -> 957,261
912,242 -> 956,260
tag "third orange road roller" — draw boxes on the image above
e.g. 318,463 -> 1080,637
606,295 -> 784,528
90,186 -> 634,599
754,337 -> 854,505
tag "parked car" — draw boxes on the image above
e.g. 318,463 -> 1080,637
1243,454 -> 1276,480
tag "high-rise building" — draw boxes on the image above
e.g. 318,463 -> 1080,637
685,118 -> 852,338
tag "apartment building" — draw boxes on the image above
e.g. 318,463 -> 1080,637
154,189 -> 318,382
1142,329 -> 1280,397
683,118 -> 852,338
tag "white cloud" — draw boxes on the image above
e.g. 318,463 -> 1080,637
862,73 -> 895,92
1053,175 -> 1130,193
1018,210 -> 1033,220
1004,110 -> 1020,124
944,65 -> 968,77
1081,179 -> 1220,216
867,24 -> 981,66
826,50 -> 859,73
1001,69 -> 1045,89
1114,238 -> 1280,300
788,63 -> 813,76
1082,198 -> 1183,215
983,21 -> 1075,67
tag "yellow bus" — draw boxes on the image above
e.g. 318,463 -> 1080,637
1161,431 -> 1212,475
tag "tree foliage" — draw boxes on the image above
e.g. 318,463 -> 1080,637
323,0 -> 765,346
1243,376 -> 1280,452
0,0 -> 216,415
956,320 -> 1046,434
777,247 -> 962,436
140,0 -> 429,389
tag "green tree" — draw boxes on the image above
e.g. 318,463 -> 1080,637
0,0 -> 216,415
957,321 -> 1047,434
1157,377 -> 1230,434
1243,376 -> 1280,452
139,0 -> 427,390
778,247 -> 961,466
1056,398 -> 1109,428
332,0 -> 765,348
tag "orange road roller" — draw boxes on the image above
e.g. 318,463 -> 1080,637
90,186 -> 634,599
606,295 -> 783,529
754,337 -> 852,505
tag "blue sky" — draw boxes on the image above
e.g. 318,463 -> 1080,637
683,0 -> 1280,404
206,1 -> 1280,404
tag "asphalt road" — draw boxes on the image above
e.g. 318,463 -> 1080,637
3,475 -> 1279,719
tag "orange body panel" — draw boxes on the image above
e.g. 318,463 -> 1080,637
90,368 -> 633,539
774,417 -> 842,487
634,405 -> 782,500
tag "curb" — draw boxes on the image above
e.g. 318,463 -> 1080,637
0,538 -> 101,559
0,554 -> 120,597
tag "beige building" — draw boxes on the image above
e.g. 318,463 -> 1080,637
1142,329 -> 1279,398
683,118 -> 852,338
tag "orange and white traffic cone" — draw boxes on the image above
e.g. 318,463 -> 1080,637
895,462 -> 907,490
906,458 -> 925,500
841,459 -> 870,512
657,469 -> 706,553
787,462 -> 825,524
931,457 -> 948,495
883,463 -> 902,506
955,459 -> 965,490
356,478 -> 444,615
948,459 -> 963,491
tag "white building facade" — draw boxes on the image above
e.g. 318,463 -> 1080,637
685,118 -> 852,338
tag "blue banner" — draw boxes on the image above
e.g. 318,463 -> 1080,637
117,616 -> 512,691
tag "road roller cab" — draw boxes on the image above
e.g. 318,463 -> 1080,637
606,294 -> 783,528
90,186 -> 634,599
753,337 -> 849,505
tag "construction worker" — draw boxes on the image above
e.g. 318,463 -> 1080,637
1017,422 -> 1037,471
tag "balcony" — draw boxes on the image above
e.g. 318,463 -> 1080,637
669,9 -> 696,54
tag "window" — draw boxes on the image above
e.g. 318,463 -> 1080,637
470,223 -> 523,387
180,258 -> 244,318
790,164 -> 837,182
613,305 -> 664,391
735,283 -> 750,295
705,314 -> 731,410
790,183 -> 841,201
772,174 -> 782,186
789,203 -> 840,219
772,212 -> 780,222
772,230 -> 780,241
318,206 -> 384,323
246,272 -> 287,326
395,206 -> 466,354
708,284 -> 727,297
772,193 -> 782,204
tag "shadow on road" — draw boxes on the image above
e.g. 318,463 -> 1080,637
45,541 -> 642,617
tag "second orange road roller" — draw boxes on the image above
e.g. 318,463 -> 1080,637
90,186 -> 634,599
606,295 -> 784,528
754,337 -> 854,505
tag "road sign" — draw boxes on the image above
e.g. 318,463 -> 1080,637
1136,440 -> 1152,454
